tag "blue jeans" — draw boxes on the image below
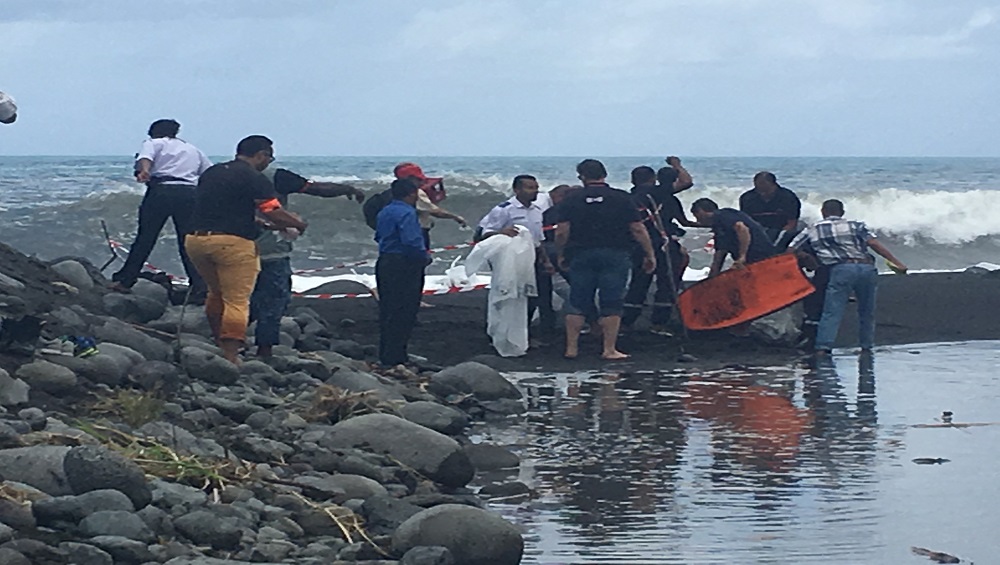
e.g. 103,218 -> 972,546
568,248 -> 631,319
249,258 -> 293,347
815,263 -> 877,351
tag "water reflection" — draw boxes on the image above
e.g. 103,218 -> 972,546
494,352 -> 911,563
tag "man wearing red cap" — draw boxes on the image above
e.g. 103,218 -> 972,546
393,162 -> 467,249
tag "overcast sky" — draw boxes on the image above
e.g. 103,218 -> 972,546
1,0 -> 998,157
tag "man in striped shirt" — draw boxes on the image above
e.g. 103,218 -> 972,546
788,199 -> 907,355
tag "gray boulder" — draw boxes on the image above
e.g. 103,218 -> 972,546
401,401 -> 469,435
127,360 -> 183,393
151,479 -> 208,510
295,473 -> 388,502
88,535 -> 155,564
362,494 -> 424,536
15,359 -> 78,394
0,481 -> 47,529
180,346 -> 239,385
325,368 -> 405,402
96,342 -> 147,367
392,504 -> 523,565
148,305 -> 211,336
43,306 -> 89,335
59,542 -> 114,565
138,421 -> 226,459
131,278 -> 169,305
402,546 -> 456,565
44,353 -> 126,387
430,362 -> 521,401
463,444 -> 520,471
79,510 -> 155,542
174,510 -> 242,549
328,339 -> 366,360
321,414 -> 473,487
33,489 -> 135,526
165,558 -> 280,565
51,259 -> 95,290
63,445 -> 152,508
0,521 -> 12,544
0,446 -> 72,495
102,292 -> 166,324
0,369 -> 30,406
0,548 -> 31,565
93,318 -> 172,361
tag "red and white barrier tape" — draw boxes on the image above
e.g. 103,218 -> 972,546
294,282 -> 490,300
108,239 -> 190,283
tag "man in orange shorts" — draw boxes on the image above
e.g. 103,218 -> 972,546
185,135 -> 307,364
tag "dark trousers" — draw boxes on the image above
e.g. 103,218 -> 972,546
528,263 -> 555,333
112,183 -> 205,294
249,258 -> 293,347
801,264 -> 831,345
622,241 -> 683,327
376,254 -> 426,366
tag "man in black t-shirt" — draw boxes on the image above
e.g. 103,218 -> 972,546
623,166 -> 696,334
250,167 -> 365,358
739,171 -> 802,249
691,198 -> 776,278
185,135 -> 308,364
555,159 -> 655,360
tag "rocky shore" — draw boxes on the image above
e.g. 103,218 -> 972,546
0,241 -> 528,565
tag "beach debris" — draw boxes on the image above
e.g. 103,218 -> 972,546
911,546 -> 961,563
912,458 -> 951,465
677,353 -> 698,363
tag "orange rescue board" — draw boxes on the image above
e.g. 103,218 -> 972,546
678,254 -> 815,331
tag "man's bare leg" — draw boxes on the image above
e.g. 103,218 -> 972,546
220,338 -> 242,365
564,314 -> 586,359
599,315 -> 629,360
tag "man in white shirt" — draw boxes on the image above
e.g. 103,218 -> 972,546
478,175 -> 557,335
111,119 -> 212,299
0,90 -> 16,124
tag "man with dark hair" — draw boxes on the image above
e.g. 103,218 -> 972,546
250,165 -> 366,358
392,162 -> 466,249
623,164 -> 698,334
659,156 -> 694,193
477,174 -> 556,336
111,119 -> 212,299
788,199 -> 907,355
556,159 -> 656,360
375,178 -> 430,366
0,90 -> 18,124
739,171 -> 802,249
185,135 -> 307,364
691,198 -> 776,277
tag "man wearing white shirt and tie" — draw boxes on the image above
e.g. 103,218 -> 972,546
111,119 -> 212,299
478,175 -> 557,336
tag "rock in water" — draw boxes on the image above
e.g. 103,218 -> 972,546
463,443 -> 520,471
321,414 -> 474,487
15,359 -> 78,394
392,504 -> 524,565
63,445 -> 152,508
179,346 -> 239,385
400,401 -> 470,435
430,362 -> 522,401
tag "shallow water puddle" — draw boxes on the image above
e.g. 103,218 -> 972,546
474,342 -> 1000,564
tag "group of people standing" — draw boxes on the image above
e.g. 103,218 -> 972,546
466,157 -> 908,362
109,118 -> 907,368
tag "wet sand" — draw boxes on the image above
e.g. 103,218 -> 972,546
297,270 -> 1000,371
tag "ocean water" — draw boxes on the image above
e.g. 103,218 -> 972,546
1,156 -> 999,280
478,342 -> 1000,564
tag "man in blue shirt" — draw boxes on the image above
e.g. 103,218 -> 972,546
375,178 -> 430,366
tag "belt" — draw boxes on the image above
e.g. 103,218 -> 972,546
190,231 -> 228,236
836,258 -> 873,265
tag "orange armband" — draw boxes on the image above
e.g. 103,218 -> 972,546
257,198 -> 282,213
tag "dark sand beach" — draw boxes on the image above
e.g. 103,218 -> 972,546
298,270 -> 1000,371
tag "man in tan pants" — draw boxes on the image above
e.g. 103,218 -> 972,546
186,135 -> 307,364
